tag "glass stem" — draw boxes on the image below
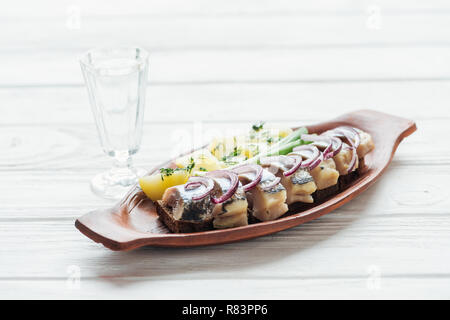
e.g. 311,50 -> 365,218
109,151 -> 136,185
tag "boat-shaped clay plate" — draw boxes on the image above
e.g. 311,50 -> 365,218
75,110 -> 416,251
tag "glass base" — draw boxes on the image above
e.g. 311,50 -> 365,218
90,167 -> 147,200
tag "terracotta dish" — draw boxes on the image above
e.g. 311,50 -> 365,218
75,110 -> 416,250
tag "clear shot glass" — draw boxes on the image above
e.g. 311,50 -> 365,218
80,47 -> 149,199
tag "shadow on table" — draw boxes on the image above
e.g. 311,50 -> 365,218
90,178 -> 380,287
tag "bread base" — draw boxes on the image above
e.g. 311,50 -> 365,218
338,170 -> 359,190
313,184 -> 339,202
155,200 -> 213,233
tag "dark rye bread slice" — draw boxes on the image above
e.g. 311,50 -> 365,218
312,184 -> 339,202
247,210 -> 260,224
155,200 -> 213,233
338,171 -> 359,189
338,157 -> 367,189
312,157 -> 366,201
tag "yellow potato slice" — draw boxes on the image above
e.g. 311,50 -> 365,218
139,170 -> 189,201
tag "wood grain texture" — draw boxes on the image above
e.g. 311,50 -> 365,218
5,14 -> 450,51
2,278 -> 450,300
3,82 -> 450,125
3,47 -> 450,86
1,0 -> 449,299
3,213 -> 450,279
5,0 -> 450,18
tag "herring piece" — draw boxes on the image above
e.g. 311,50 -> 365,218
332,143 -> 359,175
238,168 -> 289,221
261,156 -> 317,205
355,129 -> 375,158
310,140 -> 358,176
286,169 -> 317,203
210,176 -> 248,228
309,158 -> 340,190
161,176 -> 248,229
161,183 -> 217,222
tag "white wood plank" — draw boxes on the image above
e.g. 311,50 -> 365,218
2,47 -> 449,86
1,213 -> 449,280
4,0 -> 450,18
2,82 -> 449,125
1,277 -> 449,299
0,215 -> 450,280
4,14 -> 450,51
1,0 -> 448,300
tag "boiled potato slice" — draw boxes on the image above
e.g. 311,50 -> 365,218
139,170 -> 189,201
209,124 -> 293,166
209,135 -> 246,159
175,148 -> 224,172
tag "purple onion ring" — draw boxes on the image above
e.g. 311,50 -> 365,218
207,170 -> 240,204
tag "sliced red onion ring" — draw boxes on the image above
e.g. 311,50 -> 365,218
301,134 -> 332,157
292,145 -> 321,169
302,133 -> 345,160
283,154 -> 302,177
323,136 -> 343,159
261,176 -> 281,190
342,126 -> 361,148
207,170 -> 239,204
330,126 -> 360,149
231,164 -> 263,192
324,127 -> 359,169
307,151 -> 324,171
184,176 -> 214,201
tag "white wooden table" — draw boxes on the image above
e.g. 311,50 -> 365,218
1,0 -> 449,299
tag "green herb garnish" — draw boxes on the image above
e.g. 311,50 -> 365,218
185,157 -> 195,174
252,121 -> 265,132
221,146 -> 241,162
160,157 -> 195,180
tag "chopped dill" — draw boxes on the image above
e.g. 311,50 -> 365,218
160,157 -> 195,180
221,146 -> 241,162
252,121 -> 265,132
185,157 -> 195,174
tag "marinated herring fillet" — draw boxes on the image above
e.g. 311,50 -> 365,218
237,168 -> 289,221
323,127 -> 374,159
211,176 -> 248,229
355,128 -> 375,158
260,156 -> 317,204
287,150 -> 339,191
331,143 -> 359,176
159,171 -> 248,232
161,182 -> 217,222
306,139 -> 359,177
